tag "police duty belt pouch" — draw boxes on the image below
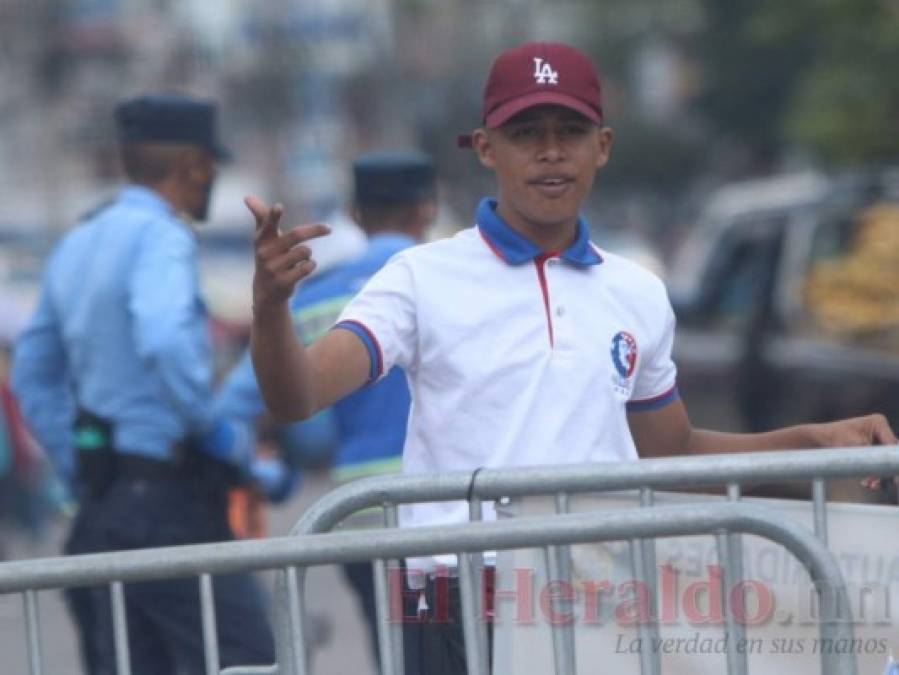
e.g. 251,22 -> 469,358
73,408 -> 116,499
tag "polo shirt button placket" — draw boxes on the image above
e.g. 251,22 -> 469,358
546,257 -> 570,352
554,299 -> 571,351
547,258 -> 558,349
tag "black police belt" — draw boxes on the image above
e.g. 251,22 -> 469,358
73,408 -> 198,497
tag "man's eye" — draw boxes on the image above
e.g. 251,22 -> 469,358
561,124 -> 588,135
509,126 -> 539,139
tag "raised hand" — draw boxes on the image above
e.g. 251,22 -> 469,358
245,195 -> 330,317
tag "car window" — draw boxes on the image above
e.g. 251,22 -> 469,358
695,216 -> 783,331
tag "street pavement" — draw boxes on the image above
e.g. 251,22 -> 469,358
0,469 -> 375,675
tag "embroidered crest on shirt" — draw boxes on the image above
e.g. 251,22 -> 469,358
610,331 -> 637,394
533,58 -> 559,85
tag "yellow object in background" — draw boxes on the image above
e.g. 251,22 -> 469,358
803,204 -> 899,341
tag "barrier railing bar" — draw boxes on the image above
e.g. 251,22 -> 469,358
374,503 -> 403,675
110,581 -> 131,675
289,447 -> 899,539
23,590 -> 42,675
554,493 -> 574,581
716,531 -> 742,675
812,478 -> 828,545
386,505 -> 405,675
629,537 -> 656,675
200,574 -> 220,675
458,554 -> 487,675
721,482 -> 748,675
285,566 -> 306,675
465,495 -> 488,675
638,487 -> 662,675
543,543 -> 575,675
547,493 -> 575,675
460,493 -> 488,675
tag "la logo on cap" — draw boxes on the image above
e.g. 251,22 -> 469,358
533,57 -> 558,85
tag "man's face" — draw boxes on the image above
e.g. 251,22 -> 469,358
472,105 -> 612,232
186,149 -> 217,222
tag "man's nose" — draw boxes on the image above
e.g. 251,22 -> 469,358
536,130 -> 565,161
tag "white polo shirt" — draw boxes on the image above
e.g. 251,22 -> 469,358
335,198 -> 679,575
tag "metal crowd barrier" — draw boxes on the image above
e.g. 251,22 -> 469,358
275,445 -> 899,675
0,446 -> 896,675
0,500 -> 857,675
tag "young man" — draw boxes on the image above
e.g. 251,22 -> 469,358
13,94 -> 276,674
246,43 -> 897,673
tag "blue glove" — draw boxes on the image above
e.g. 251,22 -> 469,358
199,417 -> 254,469
250,456 -> 300,503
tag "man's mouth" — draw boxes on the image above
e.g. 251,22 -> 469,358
530,175 -> 574,196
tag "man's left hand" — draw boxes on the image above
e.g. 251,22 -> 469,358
808,414 -> 899,496
808,413 -> 898,448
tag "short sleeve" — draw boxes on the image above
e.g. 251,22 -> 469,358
627,296 -> 679,412
333,254 -> 417,382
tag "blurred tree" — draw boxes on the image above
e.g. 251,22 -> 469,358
573,0 -> 706,191
694,0 -> 899,168
691,0 -> 817,169
779,0 -> 899,165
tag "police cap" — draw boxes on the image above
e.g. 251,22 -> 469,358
114,93 -> 231,160
353,151 -> 436,205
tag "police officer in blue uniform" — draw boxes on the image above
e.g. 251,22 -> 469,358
215,150 -> 437,669
11,94 -> 276,674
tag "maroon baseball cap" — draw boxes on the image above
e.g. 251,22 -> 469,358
458,42 -> 603,148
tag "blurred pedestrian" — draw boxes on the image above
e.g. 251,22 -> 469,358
246,42 -> 897,675
216,150 -> 437,670
0,342 -> 60,552
11,94 -> 276,674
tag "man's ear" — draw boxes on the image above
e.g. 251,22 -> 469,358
416,197 -> 438,228
183,147 -> 213,183
595,126 -> 614,170
172,147 -> 198,182
471,129 -> 495,169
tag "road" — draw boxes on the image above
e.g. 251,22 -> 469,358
0,469 -> 376,674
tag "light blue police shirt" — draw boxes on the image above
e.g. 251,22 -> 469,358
11,186 -> 239,480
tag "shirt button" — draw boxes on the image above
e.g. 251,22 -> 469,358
556,306 -> 565,317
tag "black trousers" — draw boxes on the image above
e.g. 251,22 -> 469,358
64,474 -> 275,675
402,573 -> 494,675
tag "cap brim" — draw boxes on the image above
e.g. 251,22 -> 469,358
485,91 -> 602,128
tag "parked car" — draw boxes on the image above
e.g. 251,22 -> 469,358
669,167 -> 899,435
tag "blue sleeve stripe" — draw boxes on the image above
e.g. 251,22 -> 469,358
627,384 -> 680,413
333,320 -> 383,382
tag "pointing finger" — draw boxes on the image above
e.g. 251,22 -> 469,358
283,223 -> 331,245
245,195 -> 284,239
244,195 -> 269,228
